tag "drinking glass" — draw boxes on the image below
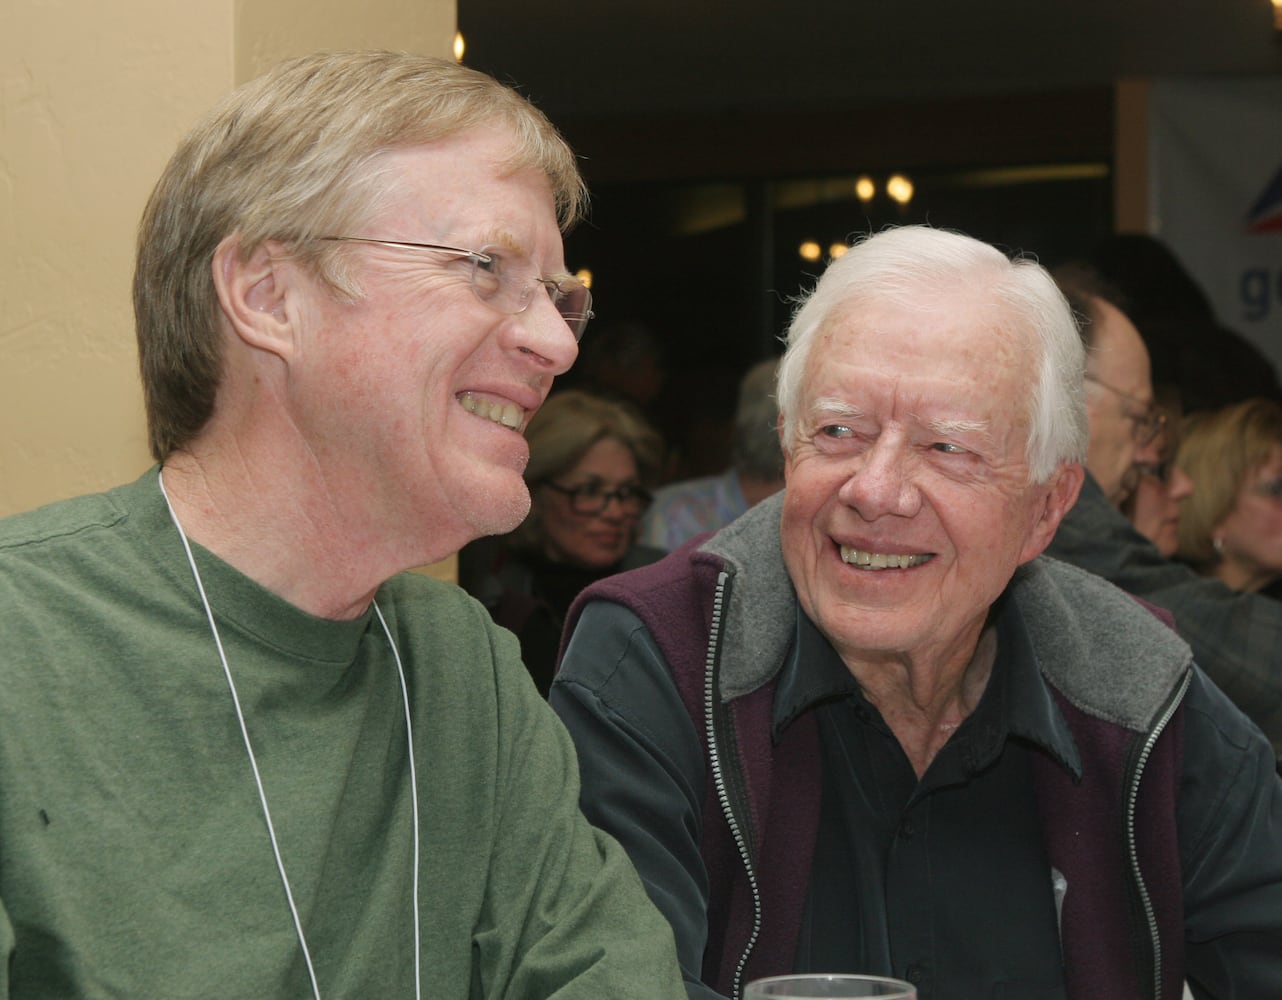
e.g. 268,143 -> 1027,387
743,973 -> 917,999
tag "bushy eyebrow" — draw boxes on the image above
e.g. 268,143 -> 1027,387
927,417 -> 989,436
478,229 -> 571,278
478,229 -> 525,254
809,397 -> 864,420
809,400 -> 985,433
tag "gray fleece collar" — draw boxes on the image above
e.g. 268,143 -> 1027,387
1011,557 -> 1192,731
698,491 -> 794,700
699,491 -> 1193,730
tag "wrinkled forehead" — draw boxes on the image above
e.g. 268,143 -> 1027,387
356,132 -> 563,244
810,287 -> 1033,373
800,293 -> 1038,435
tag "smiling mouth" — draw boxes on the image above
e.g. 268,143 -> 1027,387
458,392 -> 526,431
839,546 -> 934,570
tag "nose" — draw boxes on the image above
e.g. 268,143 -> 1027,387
505,296 -> 580,376
597,505 -> 628,528
1167,465 -> 1195,501
835,435 -> 921,519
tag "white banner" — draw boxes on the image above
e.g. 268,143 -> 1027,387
1149,78 -> 1282,377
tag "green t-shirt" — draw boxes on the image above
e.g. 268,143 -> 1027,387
0,469 -> 682,998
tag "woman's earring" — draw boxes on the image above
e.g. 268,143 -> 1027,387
1212,536 -> 1225,556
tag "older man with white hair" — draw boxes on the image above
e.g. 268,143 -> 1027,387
551,226 -> 1282,1000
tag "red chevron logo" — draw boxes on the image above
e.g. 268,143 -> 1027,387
1247,166 -> 1282,234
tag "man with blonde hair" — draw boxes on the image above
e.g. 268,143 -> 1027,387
0,51 -> 681,997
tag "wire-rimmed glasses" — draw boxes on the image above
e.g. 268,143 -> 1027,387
1085,374 -> 1166,446
320,236 -> 594,341
543,480 -> 653,517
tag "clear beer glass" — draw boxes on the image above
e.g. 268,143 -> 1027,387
743,974 -> 917,999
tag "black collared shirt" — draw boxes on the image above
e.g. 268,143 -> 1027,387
780,598 -> 1071,1000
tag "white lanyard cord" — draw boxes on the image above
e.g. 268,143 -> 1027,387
373,600 -> 423,999
159,471 -> 422,1000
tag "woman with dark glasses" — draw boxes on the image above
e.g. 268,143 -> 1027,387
461,390 -> 666,694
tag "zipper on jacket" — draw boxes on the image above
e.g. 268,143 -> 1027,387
1124,667 -> 1192,1000
703,570 -> 763,1000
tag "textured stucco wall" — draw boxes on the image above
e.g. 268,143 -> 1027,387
1,0 -> 455,519
235,0 -> 455,84
1,2 -> 231,517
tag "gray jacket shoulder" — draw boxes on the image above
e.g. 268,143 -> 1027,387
1012,557 -> 1192,731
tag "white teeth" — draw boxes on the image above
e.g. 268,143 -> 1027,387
459,392 -> 525,431
839,546 -> 932,570
497,403 -> 523,429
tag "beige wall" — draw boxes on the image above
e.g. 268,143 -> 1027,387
234,0 -> 455,85
1,2 -> 228,517
1,0 -> 454,520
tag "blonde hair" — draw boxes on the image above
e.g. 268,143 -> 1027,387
134,50 -> 586,461
1175,398 -> 1282,569
508,390 -> 664,554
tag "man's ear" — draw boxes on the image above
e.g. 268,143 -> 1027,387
211,235 -> 296,361
1018,462 -> 1085,564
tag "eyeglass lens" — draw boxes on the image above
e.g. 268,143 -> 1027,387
553,481 -> 651,515
1132,409 -> 1166,446
473,246 -> 592,341
1087,375 -> 1164,446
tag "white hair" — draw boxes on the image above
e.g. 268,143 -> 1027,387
775,226 -> 1087,483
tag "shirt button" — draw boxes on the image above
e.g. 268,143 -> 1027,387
905,963 -> 926,984
897,818 -> 915,840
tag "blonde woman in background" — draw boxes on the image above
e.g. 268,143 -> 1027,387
461,390 -> 667,694
1176,397 -> 1282,593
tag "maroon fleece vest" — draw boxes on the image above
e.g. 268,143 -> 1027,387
567,553 -> 1185,1000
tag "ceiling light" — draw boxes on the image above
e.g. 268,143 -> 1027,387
855,176 -> 876,202
453,32 -> 466,63
886,174 -> 914,205
799,241 -> 822,262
